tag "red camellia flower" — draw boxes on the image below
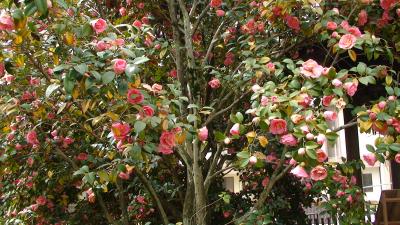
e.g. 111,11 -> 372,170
132,20 -> 142,28
91,18 -> 107,34
269,119 -> 287,135
158,131 -> 176,155
322,95 -> 334,107
169,69 -> 177,78
76,153 -> 88,161
118,172 -> 130,180
111,122 -> 131,141
113,59 -> 127,75
358,10 -> 368,26
380,0 -> 396,10
326,21 -> 337,30
142,105 -> 154,117
127,89 -> 144,104
210,0 -> 222,8
310,166 -> 328,181
316,149 -> 328,162
284,15 -> 300,32
36,196 -> 47,206
395,153 -> 400,164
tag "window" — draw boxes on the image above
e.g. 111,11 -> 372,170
224,177 -> 234,192
362,173 -> 373,192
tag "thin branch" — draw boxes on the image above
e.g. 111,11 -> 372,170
203,89 -> 252,126
202,20 -> 226,66
204,164 -> 235,186
192,4 -> 211,35
96,190 -> 117,225
189,0 -> 200,16
54,147 -> 78,170
136,169 -> 170,225
332,121 -> 358,133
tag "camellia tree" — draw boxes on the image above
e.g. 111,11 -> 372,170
1,0 -> 400,224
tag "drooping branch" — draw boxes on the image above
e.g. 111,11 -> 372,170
136,169 -> 170,225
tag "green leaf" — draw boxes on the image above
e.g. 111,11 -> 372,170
235,112 -> 244,123
24,2 -> 37,16
366,144 -> 375,152
98,170 -> 109,183
102,71 -> 115,84
305,141 -> 319,150
237,151 -> 250,159
134,121 -> 146,134
56,0 -> 68,9
80,23 -> 93,37
132,56 -> 149,65
73,165 -> 89,176
356,63 -> 367,75
214,131 -> 225,142
12,9 -> 24,21
45,83 -> 60,98
386,86 -> 394,95
306,149 -> 317,160
389,143 -> 400,152
359,76 -> 376,85
34,0 -> 48,15
187,114 -> 197,123
125,64 -> 140,78
74,64 -> 88,75
64,71 -> 75,94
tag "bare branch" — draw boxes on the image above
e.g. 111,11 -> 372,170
136,169 -> 170,225
332,121 -> 358,133
202,20 -> 226,66
192,4 -> 211,35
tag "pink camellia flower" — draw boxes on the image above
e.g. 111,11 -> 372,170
395,153 -> 400,164
86,188 -> 95,203
96,40 -> 111,51
119,7 -> 127,16
118,172 -> 130,180
113,38 -> 125,46
340,20 -> 350,30
298,148 -> 306,155
151,83 -> 163,93
198,126 -> 208,141
316,149 -> 328,162
230,123 -> 240,135
388,96 -> 396,101
358,10 -> 368,26
347,195 -> 354,203
326,21 -> 337,30
141,16 -> 150,25
160,131 -> 176,149
306,133 -> 314,140
113,59 -> 127,75
4,74 -> 15,84
323,111 -> 337,121
298,93 -> 312,107
378,101 -> 386,110
347,26 -> 362,37
26,130 -> 39,145
284,15 -> 300,32
251,84 -> 261,92
136,195 -> 147,204
269,119 -> 287,135
30,77 -> 40,86
36,196 -> 47,206
336,190 -> 345,197
363,152 -> 377,166
317,133 -> 327,145
331,31 -> 339,38
397,8 -> 400,17
0,11 -> 14,31
27,157 -> 34,167
208,78 -> 221,89
290,165 -> 309,178
280,134 -> 298,146
266,62 -> 275,72
127,89 -> 144,104
310,166 -> 328,181
332,79 -> 342,87
216,9 -> 225,17
210,0 -> 222,8
63,136 -> 74,146
338,34 -> 357,49
332,8 -> 339,14
132,20 -> 142,29
137,2 -> 145,8
343,81 -> 358,96
76,153 -> 88,161
142,105 -> 154,117
289,158 -> 297,165
159,144 -> 173,155
300,59 -> 324,78
300,125 -> 310,134
91,18 -> 107,34
261,96 -> 269,106
111,122 -> 131,141
322,95 -> 334,107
